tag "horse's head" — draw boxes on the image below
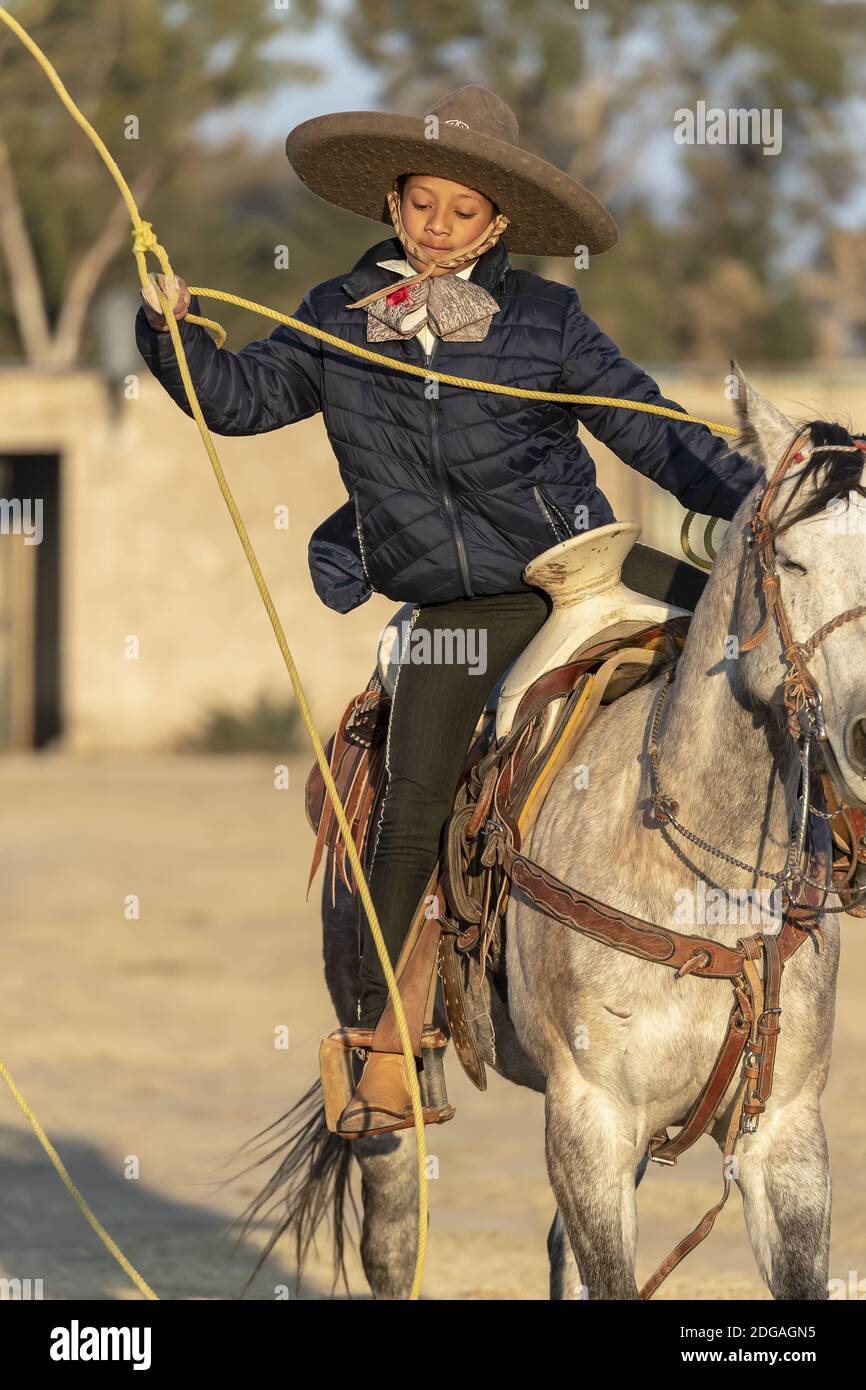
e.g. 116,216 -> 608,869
728,362 -> 866,810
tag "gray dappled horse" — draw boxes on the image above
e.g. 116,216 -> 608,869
238,370 -> 866,1299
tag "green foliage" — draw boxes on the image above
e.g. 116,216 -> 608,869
337,0 -> 866,365
754,288 -> 818,362
0,0 -> 324,360
176,692 -> 304,754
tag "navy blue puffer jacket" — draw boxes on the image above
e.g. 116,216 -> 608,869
135,234 -> 758,613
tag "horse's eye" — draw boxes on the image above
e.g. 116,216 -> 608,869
777,553 -> 806,576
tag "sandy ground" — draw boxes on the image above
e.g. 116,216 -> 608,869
1,752 -> 864,1302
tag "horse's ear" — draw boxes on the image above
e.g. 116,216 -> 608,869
729,360 -> 796,476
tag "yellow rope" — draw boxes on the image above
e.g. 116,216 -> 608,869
182,290 -> 732,569
0,1059 -> 158,1300
184,287 -> 739,433
0,3 -> 429,1301
0,3 -> 737,1302
680,512 -> 712,571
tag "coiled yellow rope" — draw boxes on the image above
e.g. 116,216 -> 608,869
0,3 -> 730,1300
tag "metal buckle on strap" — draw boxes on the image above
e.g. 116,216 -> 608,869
648,1133 -> 677,1167
649,1151 -> 677,1167
479,819 -> 507,867
757,1006 -> 782,1035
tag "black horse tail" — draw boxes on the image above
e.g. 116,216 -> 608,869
231,1079 -> 358,1297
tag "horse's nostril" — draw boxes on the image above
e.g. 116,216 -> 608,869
850,717 -> 866,772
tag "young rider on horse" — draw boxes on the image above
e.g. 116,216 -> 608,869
136,85 -> 759,1138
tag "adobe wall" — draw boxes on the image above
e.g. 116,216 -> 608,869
1,362 -> 862,750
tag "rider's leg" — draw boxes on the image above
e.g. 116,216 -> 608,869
354,542 -> 705,1029
338,588 -> 550,1135
358,588 -> 551,1026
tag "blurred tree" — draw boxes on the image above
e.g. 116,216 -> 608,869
800,227 -> 866,357
1,0 -> 864,368
337,0 -> 866,364
0,0 -> 322,364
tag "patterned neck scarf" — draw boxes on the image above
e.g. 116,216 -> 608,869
346,180 -> 510,344
365,263 -> 500,343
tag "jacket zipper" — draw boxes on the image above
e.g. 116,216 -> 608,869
340,257 -> 509,599
533,484 -> 570,544
353,492 -> 372,584
547,494 -> 574,538
422,337 -> 474,597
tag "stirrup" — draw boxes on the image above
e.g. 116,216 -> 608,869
320,1025 -> 455,1136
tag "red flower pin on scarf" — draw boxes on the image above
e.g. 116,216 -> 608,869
385,285 -> 414,306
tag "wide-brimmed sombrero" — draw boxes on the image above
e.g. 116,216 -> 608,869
285,84 -> 618,257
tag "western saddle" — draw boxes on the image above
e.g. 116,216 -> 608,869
306,522 -> 866,1164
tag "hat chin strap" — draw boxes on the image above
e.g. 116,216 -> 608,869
346,181 -> 510,311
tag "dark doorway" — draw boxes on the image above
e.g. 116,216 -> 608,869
0,453 -> 61,748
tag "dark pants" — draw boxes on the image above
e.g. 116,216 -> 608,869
356,544 -> 709,1028
358,589 -> 551,1026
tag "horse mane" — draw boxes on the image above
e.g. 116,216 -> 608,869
772,419 -> 866,538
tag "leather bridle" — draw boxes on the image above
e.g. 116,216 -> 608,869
739,429 -> 866,743
740,429 -> 866,904
649,428 -> 866,912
